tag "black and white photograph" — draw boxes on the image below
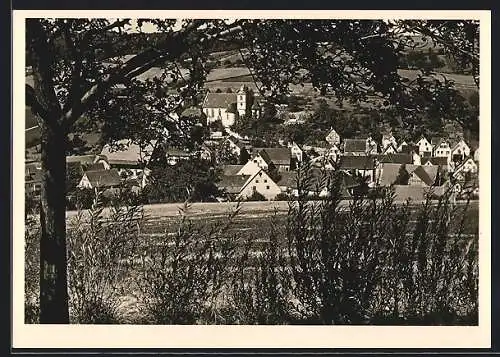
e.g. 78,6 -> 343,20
13,10 -> 491,348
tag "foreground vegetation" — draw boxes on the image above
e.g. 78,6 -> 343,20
25,169 -> 478,325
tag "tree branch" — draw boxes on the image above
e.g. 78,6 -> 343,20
63,20 -> 245,130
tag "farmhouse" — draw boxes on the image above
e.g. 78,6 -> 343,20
325,127 -> 341,146
381,133 -> 398,152
251,148 -> 292,172
338,155 -> 377,183
453,158 -> 479,176
78,169 -> 122,189
450,139 -> 471,162
416,136 -> 433,157
217,169 -> 281,200
431,137 -> 452,161
343,137 -> 377,155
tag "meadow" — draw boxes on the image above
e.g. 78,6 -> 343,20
25,188 -> 479,325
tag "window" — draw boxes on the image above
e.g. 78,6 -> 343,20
266,186 -> 270,189
264,179 -> 267,183
210,108 -> 214,117
253,160 -> 257,163
256,179 -> 259,183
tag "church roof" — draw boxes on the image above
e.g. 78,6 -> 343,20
202,93 -> 237,108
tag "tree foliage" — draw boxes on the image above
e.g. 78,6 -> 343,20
25,18 -> 480,323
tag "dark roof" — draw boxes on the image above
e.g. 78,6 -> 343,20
84,169 -> 121,188
85,163 -> 106,172
202,93 -> 237,108
399,144 -> 419,154
378,163 -> 404,186
222,165 -> 244,176
431,137 -> 448,146
344,139 -> 367,152
216,175 -> 251,194
411,166 -> 435,186
339,155 -> 376,170
251,147 -> 290,165
277,171 -> 298,188
258,148 -> 291,165
377,153 -> 413,164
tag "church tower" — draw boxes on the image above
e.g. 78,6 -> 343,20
236,85 -> 247,117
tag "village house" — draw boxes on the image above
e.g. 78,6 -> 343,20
251,148 -> 292,172
450,139 -> 471,162
422,156 -> 453,172
236,160 -> 263,176
338,155 -> 378,185
381,133 -> 398,152
289,142 -> 304,163
431,137 -> 452,162
377,163 -> 439,188
280,169 -> 359,198
224,136 -> 251,163
163,147 -> 196,165
217,169 -> 281,201
25,161 -> 42,196
78,168 -> 122,190
343,136 -> 378,156
453,158 -> 479,176
416,136 -> 433,157
325,127 -> 341,146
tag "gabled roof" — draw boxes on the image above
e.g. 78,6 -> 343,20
417,136 -> 431,144
222,164 -> 244,176
84,169 -> 121,188
216,174 -> 251,194
202,93 -> 237,108
411,165 -> 435,186
339,155 -> 376,170
100,140 -> 156,165
377,153 -> 413,164
454,158 -> 478,173
399,144 -> 419,154
255,148 -> 291,165
382,133 -> 396,140
378,163 -> 404,186
451,139 -> 470,151
344,139 -> 367,152
85,162 -> 106,172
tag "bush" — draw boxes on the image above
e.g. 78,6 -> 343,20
245,190 -> 267,201
132,201 -> 241,324
66,188 -> 144,323
274,192 -> 291,201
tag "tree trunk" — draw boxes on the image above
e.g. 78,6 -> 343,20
39,122 -> 69,324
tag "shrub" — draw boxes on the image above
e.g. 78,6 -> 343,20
229,213 -> 292,324
274,192 -> 291,201
66,188 -> 143,323
245,190 -> 267,201
132,201 -> 241,324
281,163 -> 478,324
25,214 -> 40,323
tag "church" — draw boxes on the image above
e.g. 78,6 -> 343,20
202,85 -> 261,128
